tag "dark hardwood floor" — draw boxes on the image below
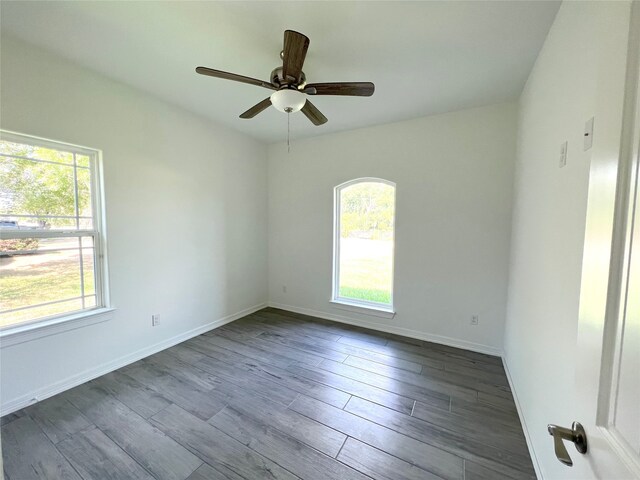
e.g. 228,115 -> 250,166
1,308 -> 536,480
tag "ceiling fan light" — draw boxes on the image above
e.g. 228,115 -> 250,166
270,89 -> 306,113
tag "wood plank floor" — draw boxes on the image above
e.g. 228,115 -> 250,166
1,308 -> 536,480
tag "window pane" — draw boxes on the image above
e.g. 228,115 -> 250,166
76,154 -> 91,168
0,235 -> 97,327
0,156 -> 74,216
84,295 -> 96,308
0,143 -> 94,231
338,181 -> 395,305
1,156 -> 75,219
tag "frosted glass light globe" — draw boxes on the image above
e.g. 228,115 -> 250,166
270,89 -> 306,113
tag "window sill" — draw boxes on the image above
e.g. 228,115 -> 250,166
330,299 -> 396,319
0,307 -> 115,348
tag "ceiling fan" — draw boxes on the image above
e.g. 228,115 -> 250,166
196,30 -> 375,126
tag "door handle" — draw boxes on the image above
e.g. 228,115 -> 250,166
547,422 -> 588,466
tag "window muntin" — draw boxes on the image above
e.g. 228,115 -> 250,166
333,179 -> 395,310
0,132 -> 106,329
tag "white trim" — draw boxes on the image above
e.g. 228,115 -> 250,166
0,308 -> 115,348
1,214 -> 92,219
0,130 -> 99,157
0,229 -> 97,239
94,145 -> 110,313
502,355 -> 543,480
0,302 -> 267,416
598,426 -> 640,477
0,152 -> 91,169
2,295 -> 97,316
330,299 -> 395,318
268,302 -> 502,356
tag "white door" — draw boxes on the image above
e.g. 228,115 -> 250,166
570,3 -> 640,478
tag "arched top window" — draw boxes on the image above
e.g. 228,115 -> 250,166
332,178 -> 396,312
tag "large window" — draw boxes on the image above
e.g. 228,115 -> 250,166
0,131 -> 107,329
333,178 -> 395,312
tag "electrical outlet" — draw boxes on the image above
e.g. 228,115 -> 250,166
282,285 -> 287,293
471,315 -> 479,325
152,314 -> 160,326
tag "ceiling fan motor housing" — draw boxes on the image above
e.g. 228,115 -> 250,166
271,67 -> 306,89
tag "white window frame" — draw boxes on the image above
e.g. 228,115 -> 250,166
331,177 -> 396,315
0,130 -> 112,345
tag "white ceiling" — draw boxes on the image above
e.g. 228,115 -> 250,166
1,1 -> 559,143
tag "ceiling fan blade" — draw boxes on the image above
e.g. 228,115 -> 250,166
196,66 -> 276,90
301,100 -> 328,126
304,82 -> 375,97
282,30 -> 309,82
239,98 -> 272,119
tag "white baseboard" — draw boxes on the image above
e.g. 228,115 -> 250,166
267,301 -> 502,357
502,355 -> 543,480
1,302 -> 266,416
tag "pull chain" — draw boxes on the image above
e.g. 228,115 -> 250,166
287,109 -> 291,153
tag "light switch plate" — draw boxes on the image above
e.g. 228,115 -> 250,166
584,117 -> 594,151
559,141 -> 568,168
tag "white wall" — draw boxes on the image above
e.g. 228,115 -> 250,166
267,103 -> 517,354
0,37 -> 268,412
504,2 -> 631,479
